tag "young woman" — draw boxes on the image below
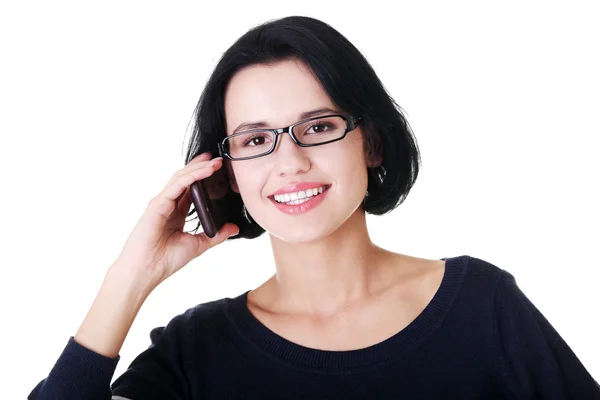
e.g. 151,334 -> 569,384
29,16 -> 600,399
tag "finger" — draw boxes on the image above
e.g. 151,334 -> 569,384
166,187 -> 193,230
163,155 -> 221,190
195,222 -> 240,252
194,152 -> 213,161
152,163 -> 219,219
176,186 -> 191,215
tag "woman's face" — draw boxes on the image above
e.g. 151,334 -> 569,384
224,59 -> 372,243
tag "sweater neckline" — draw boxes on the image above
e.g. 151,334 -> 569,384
225,255 -> 468,372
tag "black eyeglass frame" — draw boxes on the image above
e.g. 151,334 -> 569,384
217,114 -> 364,161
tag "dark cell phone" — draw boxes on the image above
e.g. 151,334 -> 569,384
189,163 -> 231,238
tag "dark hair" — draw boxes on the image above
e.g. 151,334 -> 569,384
183,16 -> 421,239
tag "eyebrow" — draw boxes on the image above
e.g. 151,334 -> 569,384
232,107 -> 340,134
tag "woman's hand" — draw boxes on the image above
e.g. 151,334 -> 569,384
114,152 -> 239,290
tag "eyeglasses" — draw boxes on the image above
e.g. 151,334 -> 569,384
218,114 -> 363,161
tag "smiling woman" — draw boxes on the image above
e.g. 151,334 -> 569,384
28,15 -> 600,400
180,16 -> 417,241
220,59 -> 389,241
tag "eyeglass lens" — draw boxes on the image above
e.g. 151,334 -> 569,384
225,116 -> 347,159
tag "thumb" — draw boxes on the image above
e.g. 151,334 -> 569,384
199,223 -> 240,251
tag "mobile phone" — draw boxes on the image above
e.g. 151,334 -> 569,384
189,164 -> 230,238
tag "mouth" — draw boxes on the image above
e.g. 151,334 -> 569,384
268,184 -> 331,205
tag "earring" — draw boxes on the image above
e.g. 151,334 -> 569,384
242,204 -> 252,223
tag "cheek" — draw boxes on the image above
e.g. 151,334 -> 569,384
231,166 -> 264,202
326,137 -> 368,173
334,142 -> 370,190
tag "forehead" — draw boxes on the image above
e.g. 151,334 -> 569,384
224,59 -> 335,133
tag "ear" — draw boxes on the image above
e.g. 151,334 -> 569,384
224,159 -> 240,193
365,132 -> 384,168
367,151 -> 383,168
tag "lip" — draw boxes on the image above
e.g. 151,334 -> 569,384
269,181 -> 331,197
269,185 -> 330,215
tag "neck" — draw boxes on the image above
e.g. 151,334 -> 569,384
262,209 -> 394,317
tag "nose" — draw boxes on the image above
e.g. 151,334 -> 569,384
273,131 -> 311,177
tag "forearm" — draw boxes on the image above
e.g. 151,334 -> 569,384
74,262 -> 157,359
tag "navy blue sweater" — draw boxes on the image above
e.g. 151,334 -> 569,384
29,255 -> 600,399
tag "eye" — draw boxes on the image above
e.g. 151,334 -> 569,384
306,122 -> 332,134
241,133 -> 271,147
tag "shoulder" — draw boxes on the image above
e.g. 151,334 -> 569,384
410,254 -> 508,291
460,255 -> 524,305
446,255 -> 537,328
149,294 -> 240,343
387,254 -> 509,305
453,254 -> 508,292
431,254 -> 512,314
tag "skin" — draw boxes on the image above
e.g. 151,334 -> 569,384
223,58 -> 445,350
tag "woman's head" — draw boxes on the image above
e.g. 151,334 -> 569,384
184,16 -> 421,240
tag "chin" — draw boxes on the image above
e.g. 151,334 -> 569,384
266,220 -> 339,244
269,232 -> 331,245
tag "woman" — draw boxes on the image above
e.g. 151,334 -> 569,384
29,16 -> 599,399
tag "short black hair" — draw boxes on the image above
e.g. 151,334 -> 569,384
183,16 -> 421,239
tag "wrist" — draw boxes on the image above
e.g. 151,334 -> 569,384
106,260 -> 159,298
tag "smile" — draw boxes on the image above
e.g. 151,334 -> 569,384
269,185 -> 331,215
272,185 -> 329,204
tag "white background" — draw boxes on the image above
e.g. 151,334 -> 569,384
1,1 -> 598,397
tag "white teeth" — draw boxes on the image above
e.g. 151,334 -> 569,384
286,197 -> 311,205
274,185 -> 328,204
